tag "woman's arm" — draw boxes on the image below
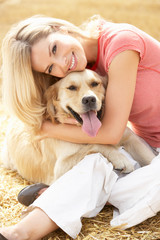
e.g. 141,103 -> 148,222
40,50 -> 140,145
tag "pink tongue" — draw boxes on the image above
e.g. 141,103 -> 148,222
80,111 -> 102,137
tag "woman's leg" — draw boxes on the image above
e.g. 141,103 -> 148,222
108,153 -> 160,229
110,184 -> 160,229
1,153 -> 118,240
0,207 -> 58,240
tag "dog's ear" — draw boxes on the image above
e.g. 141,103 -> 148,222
100,75 -> 108,89
44,84 -> 59,123
92,71 -> 108,89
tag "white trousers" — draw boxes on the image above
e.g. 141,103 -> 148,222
23,150 -> 160,239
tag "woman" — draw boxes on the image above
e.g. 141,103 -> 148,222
1,15 -> 160,240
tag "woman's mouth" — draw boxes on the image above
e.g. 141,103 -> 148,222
69,52 -> 76,70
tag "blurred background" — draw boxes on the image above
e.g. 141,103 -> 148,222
0,0 -> 160,78
0,0 -> 160,85
0,0 -> 160,83
1,0 -> 160,48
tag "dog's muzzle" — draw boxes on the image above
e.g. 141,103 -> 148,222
67,97 -> 104,137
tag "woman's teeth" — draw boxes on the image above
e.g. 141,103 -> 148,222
69,54 -> 75,70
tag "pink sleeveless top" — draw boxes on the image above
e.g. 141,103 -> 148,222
91,22 -> 160,147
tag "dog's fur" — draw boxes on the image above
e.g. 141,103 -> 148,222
1,69 -> 155,185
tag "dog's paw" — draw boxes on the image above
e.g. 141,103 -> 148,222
114,159 -> 134,173
108,152 -> 134,173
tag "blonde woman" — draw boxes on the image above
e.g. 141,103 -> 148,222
1,15 -> 160,239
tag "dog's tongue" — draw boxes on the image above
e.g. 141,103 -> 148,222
80,111 -> 102,137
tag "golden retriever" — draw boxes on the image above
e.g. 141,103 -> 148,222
1,69 -> 155,185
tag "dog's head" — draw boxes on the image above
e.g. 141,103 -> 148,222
45,69 -> 107,137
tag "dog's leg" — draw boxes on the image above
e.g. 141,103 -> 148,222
53,154 -> 83,181
53,143 -> 135,181
88,145 -> 134,173
120,127 -> 155,166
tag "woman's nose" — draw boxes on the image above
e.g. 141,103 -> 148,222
56,56 -> 67,68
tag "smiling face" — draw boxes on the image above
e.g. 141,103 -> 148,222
31,31 -> 88,78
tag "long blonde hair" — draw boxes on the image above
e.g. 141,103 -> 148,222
1,15 -> 104,130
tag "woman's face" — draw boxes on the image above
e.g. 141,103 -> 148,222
31,31 -> 87,78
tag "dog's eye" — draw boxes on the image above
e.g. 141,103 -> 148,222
67,85 -> 77,91
91,81 -> 99,87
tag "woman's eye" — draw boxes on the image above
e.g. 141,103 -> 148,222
52,45 -> 57,54
48,64 -> 53,74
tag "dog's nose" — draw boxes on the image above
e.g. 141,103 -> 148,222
82,96 -> 96,110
